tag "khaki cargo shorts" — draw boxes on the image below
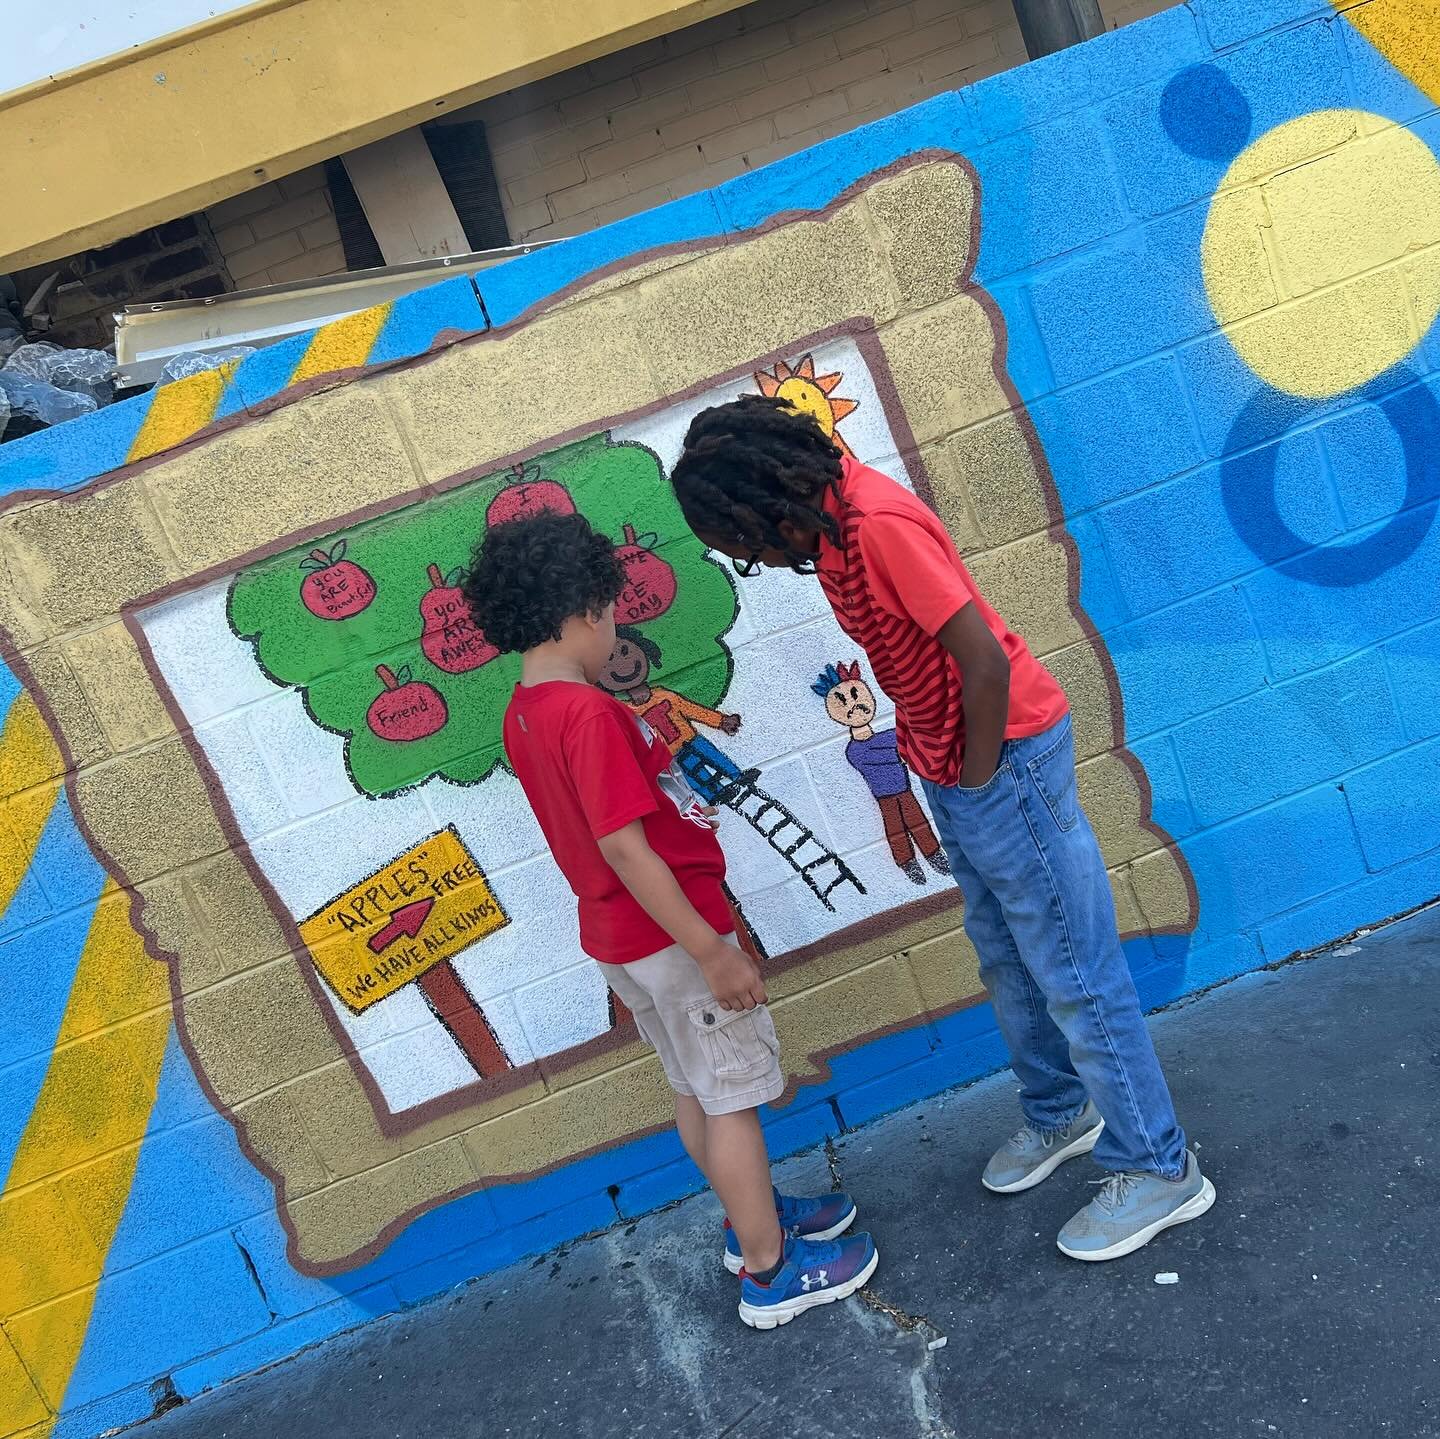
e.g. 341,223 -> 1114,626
603,936 -> 785,1115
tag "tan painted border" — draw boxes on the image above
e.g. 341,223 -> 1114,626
0,154 -> 1197,1270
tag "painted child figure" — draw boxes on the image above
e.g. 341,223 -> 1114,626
672,396 -> 1215,1262
462,511 -> 878,1326
814,660 -> 950,885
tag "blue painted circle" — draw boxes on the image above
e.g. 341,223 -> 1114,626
1160,65 -> 1253,162
1221,369 -> 1440,587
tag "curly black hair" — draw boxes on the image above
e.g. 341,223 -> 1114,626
670,395 -> 844,569
462,512 -> 625,655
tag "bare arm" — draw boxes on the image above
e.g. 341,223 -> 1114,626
597,821 -> 766,1010
938,605 -> 1011,789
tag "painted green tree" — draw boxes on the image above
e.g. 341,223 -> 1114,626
228,433 -> 739,797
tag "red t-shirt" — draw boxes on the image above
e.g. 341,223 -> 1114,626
817,458 -> 1069,787
502,682 -> 733,963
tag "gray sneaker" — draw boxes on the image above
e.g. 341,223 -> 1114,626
1056,1149 -> 1215,1262
981,1101 -> 1104,1194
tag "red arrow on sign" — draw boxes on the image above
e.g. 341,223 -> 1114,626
366,898 -> 436,955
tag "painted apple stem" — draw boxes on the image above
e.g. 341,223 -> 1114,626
427,564 -> 444,588
376,664 -> 399,690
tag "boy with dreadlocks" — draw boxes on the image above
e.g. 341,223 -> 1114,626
671,395 -> 1213,1263
463,510 -> 877,1328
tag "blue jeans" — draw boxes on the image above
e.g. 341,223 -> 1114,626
921,715 -> 1187,1178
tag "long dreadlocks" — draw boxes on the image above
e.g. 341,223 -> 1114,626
670,395 -> 844,572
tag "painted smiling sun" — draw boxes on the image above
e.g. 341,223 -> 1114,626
755,355 -> 859,455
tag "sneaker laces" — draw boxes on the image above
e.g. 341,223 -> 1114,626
1088,1172 -> 1143,1213
1007,1123 -> 1056,1153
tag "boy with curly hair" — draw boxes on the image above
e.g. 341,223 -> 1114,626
462,510 -> 877,1327
669,396 -> 1214,1264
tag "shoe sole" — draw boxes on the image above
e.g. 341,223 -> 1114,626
981,1120 -> 1104,1195
737,1246 -> 880,1330
1056,1176 -> 1217,1262
723,1204 -> 857,1275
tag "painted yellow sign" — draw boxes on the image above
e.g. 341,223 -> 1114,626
299,826 -> 508,1013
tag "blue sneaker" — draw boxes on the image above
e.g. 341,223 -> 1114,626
738,1231 -> 879,1329
722,1186 -> 858,1274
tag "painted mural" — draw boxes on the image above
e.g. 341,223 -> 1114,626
3,1 -> 1439,1433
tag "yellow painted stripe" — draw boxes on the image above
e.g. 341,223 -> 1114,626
0,693 -> 63,924
0,885 -> 170,1432
125,362 -> 237,464
290,302 -> 392,386
1335,0 -> 1440,105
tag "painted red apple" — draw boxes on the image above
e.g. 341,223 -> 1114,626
486,467 -> 576,529
367,664 -> 448,742
614,525 -> 678,625
420,563 -> 499,674
300,540 -> 376,621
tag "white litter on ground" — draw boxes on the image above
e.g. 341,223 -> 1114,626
1335,945 -> 1361,956
1154,1272 -> 1179,1285
928,1336 -> 948,1351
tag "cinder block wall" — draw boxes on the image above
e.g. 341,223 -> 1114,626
4,2 -> 1436,1434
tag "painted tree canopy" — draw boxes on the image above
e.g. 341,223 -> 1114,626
228,433 -> 740,796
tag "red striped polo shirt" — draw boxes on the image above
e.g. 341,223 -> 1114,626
816,458 -> 1068,787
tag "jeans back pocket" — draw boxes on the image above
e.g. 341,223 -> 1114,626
1027,725 -> 1079,833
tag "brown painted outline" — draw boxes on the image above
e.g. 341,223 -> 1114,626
0,151 -> 1198,1275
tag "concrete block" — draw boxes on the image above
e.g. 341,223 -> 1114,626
1041,641 -> 1120,761
1181,784 -> 1368,936
1318,396 -> 1413,532
966,532 -> 1078,659
250,188 -> 331,242
1033,354 -> 1204,516
864,159 -> 975,313
1077,752 -> 1168,866
614,1157 -> 708,1218
145,384 -> 422,574
633,196 -> 894,395
878,294 -> 1013,446
903,925 -> 982,1017
1193,0 -> 1333,48
389,1191 -> 618,1306
12,646 -> 108,771
968,112 -> 1127,279
1239,490 -> 1440,680
1097,434 -> 1344,618
0,484 -> 180,636
766,952 -> 928,1089
383,291 -> 662,483
0,392 -> 149,500
1383,618 -> 1440,744
1028,206 -> 1216,387
0,1176 -> 102,1315
1104,23 -> 1345,220
285,1137 -> 477,1273
1129,732 -> 1196,839
760,1096 -> 843,1157
172,1286 -> 399,1399
833,1047 -> 968,1129
178,954 -> 347,1106
59,623 -> 171,754
223,1087 -> 330,1207
0,1329 -> 50,1431
1174,650 -> 1404,826
1343,739 -> 1440,873
714,90 -> 973,230
1257,847 -> 1440,962
1104,586 -> 1269,737
72,739 -> 225,886
367,275 -> 485,366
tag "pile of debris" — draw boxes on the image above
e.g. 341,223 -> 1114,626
0,277 -> 253,444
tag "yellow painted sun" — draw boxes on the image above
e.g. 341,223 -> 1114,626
755,355 -> 859,455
